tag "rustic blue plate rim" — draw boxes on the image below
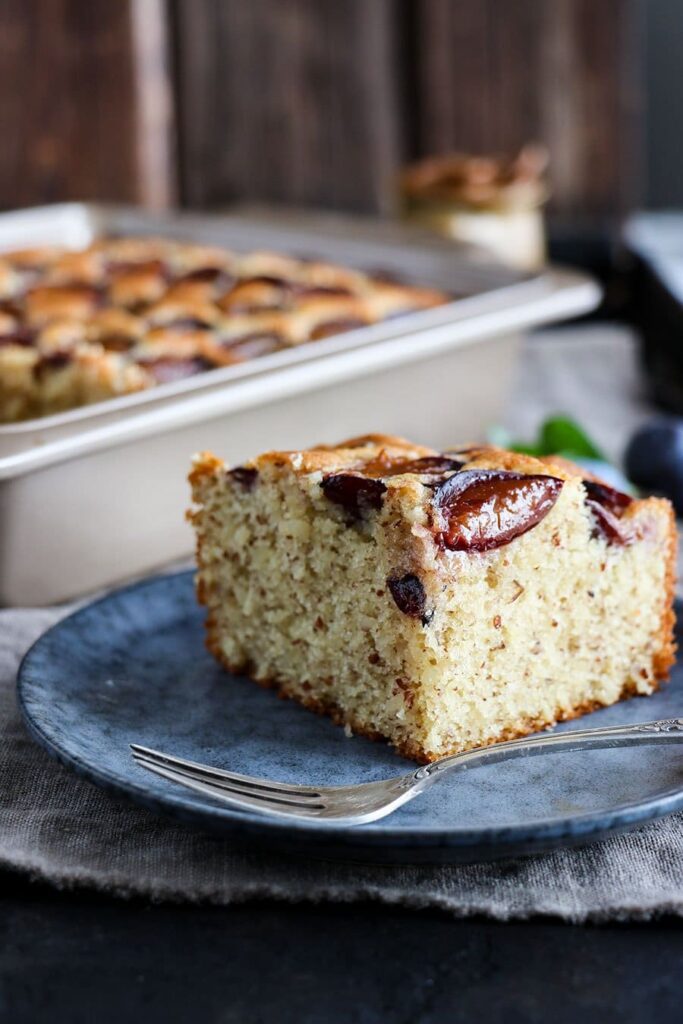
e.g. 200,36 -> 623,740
16,570 -> 683,863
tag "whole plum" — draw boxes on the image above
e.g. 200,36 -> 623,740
624,420 -> 683,514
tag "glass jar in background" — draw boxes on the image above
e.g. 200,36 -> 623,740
398,144 -> 549,272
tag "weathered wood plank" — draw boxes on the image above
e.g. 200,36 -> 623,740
174,0 -> 403,213
0,0 -> 643,222
0,0 -> 176,209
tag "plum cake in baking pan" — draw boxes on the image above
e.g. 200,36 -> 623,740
0,237 -> 446,421
189,434 -> 676,763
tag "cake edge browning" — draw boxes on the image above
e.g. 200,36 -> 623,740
189,438 -> 678,764
652,495 -> 678,679
189,641 -> 665,765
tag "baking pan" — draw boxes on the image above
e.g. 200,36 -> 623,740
0,204 -> 600,604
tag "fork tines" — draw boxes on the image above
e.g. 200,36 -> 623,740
130,744 -> 326,817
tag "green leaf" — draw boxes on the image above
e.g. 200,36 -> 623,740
538,416 -> 605,460
488,415 -> 606,461
508,442 -> 546,456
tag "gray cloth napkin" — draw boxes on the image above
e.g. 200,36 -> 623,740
2,326 -> 683,921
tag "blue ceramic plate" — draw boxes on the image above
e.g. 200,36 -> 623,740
18,571 -> 683,863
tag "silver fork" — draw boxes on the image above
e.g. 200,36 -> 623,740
131,718 -> 683,827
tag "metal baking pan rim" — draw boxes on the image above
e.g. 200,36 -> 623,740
0,267 -> 600,480
0,274 -> 553,441
0,200 -> 534,285
0,198 -> 546,441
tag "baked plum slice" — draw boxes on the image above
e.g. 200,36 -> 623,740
321,455 -> 464,517
140,357 -> 213,384
165,317 -> 214,332
432,469 -> 563,552
320,474 -> 387,516
33,351 -> 73,379
582,479 -> 632,515
583,479 -> 633,545
0,328 -> 35,348
309,318 -> 368,341
387,573 -> 432,625
178,266 -> 234,288
586,501 -> 630,545
222,332 -> 285,360
369,455 -> 464,478
228,466 -> 259,490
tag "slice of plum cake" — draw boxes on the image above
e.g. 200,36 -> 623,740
189,434 -> 676,763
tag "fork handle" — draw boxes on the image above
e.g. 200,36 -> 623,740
413,718 -> 683,782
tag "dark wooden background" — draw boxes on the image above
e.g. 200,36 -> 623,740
0,0 -> 643,227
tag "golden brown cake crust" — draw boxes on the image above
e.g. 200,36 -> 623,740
190,426 -> 677,485
192,437 -> 590,483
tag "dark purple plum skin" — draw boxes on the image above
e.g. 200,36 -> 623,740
392,456 -> 464,477
432,469 -> 564,552
320,475 -> 387,516
582,479 -> 633,545
179,267 -> 234,290
228,466 -> 259,490
585,499 -> 630,545
222,332 -> 284,360
321,461 -> 567,554
33,351 -> 73,379
139,357 -> 213,384
387,573 -> 431,624
308,318 -> 368,341
582,479 -> 633,515
0,329 -> 35,348
164,317 -> 214,332
320,456 -> 464,518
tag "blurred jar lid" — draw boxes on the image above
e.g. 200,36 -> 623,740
399,144 -> 550,212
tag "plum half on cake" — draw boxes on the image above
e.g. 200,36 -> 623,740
189,434 -> 676,763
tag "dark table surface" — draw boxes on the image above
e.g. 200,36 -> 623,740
2,867 -> 682,1024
